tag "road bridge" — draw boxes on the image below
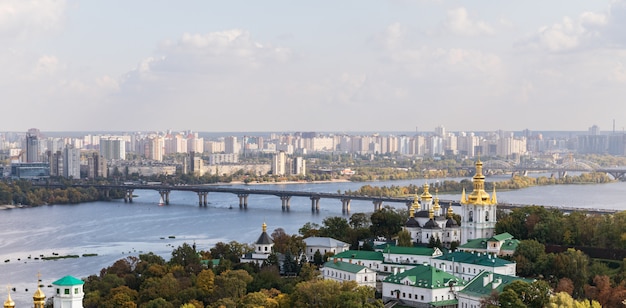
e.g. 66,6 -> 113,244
35,183 -> 619,215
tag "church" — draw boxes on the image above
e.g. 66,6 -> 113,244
404,159 -> 498,246
4,274 -> 84,308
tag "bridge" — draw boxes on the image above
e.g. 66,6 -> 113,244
462,159 -> 626,180
36,183 -> 619,215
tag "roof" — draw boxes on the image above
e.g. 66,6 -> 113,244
256,231 -> 274,245
489,232 -> 514,242
430,299 -> 459,307
382,245 -> 438,256
52,276 -> 84,286
383,264 -> 465,289
459,271 -> 533,298
445,218 -> 459,228
304,237 -> 349,248
434,251 -> 513,267
423,219 -> 440,229
333,250 -> 384,261
323,260 -> 369,274
415,210 -> 430,218
460,236 -> 520,252
405,217 -> 420,228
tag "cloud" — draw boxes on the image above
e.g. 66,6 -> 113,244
443,7 -> 494,36
0,0 -> 66,39
522,1 -> 626,52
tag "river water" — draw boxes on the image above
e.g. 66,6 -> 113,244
1,178 -> 625,305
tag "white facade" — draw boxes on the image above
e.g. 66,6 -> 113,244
322,261 -> 377,288
52,276 -> 84,308
304,237 -> 350,261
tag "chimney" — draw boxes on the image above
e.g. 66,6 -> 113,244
492,277 -> 502,289
483,273 -> 493,287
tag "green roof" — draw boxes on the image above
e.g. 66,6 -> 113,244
52,276 -> 84,286
383,264 -> 465,289
459,238 -> 489,249
489,232 -> 514,242
323,260 -> 369,274
460,237 -> 520,252
434,251 -> 513,267
382,245 -> 437,256
459,271 -> 533,297
430,299 -> 459,307
201,259 -> 221,267
333,250 -> 384,261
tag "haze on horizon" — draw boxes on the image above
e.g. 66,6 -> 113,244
2,0 -> 625,133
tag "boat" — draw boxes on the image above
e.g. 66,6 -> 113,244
158,196 -> 164,206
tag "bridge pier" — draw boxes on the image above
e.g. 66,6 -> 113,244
159,190 -> 170,205
310,196 -> 320,213
341,198 -> 351,214
197,192 -> 208,206
280,195 -> 291,212
373,200 -> 383,211
124,189 -> 134,203
238,194 -> 249,209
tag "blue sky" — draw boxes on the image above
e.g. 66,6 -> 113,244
2,0 -> 625,133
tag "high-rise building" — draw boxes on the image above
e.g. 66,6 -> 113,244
224,136 -> 239,154
100,137 -> 126,160
272,151 -> 287,176
25,133 -> 40,162
63,145 -> 81,179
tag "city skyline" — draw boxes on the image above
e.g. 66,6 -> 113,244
2,1 -> 626,132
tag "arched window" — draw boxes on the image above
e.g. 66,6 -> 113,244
485,211 -> 489,221
469,211 -> 473,222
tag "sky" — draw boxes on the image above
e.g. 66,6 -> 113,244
2,0 -> 626,133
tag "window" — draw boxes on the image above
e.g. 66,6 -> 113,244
485,211 -> 489,221
64,288 -> 70,295
469,211 -> 473,222
264,247 -> 267,251
364,276 -> 367,281
56,288 -> 60,294
74,288 -> 79,294
421,295 -> 424,300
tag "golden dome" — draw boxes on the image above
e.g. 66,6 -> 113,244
412,195 -> 420,211
33,287 -> 45,301
462,159 -> 496,206
4,290 -> 15,308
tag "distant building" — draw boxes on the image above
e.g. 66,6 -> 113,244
11,162 -> 50,179
322,260 -> 377,288
52,275 -> 84,308
381,263 -> 465,308
99,137 -> 126,160
303,237 -> 350,262
458,232 -> 519,256
241,222 -> 274,265
456,271 -> 533,308
272,151 -> 287,176
25,133 -> 40,162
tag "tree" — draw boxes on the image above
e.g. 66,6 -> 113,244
212,269 -> 253,301
313,250 -> 324,266
170,243 -> 202,274
196,269 -> 215,296
369,206 -> 403,240
396,230 -> 412,247
319,216 -> 351,242
299,222 -> 320,237
512,239 -> 547,277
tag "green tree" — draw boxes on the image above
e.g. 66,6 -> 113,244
396,230 -> 412,247
170,243 -> 202,274
369,206 -> 403,240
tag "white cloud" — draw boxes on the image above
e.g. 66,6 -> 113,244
0,0 -> 66,38
443,7 -> 494,36
34,55 -> 60,76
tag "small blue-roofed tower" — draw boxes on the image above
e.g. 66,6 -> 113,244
52,276 -> 84,308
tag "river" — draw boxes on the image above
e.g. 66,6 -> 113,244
1,178 -> 625,305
